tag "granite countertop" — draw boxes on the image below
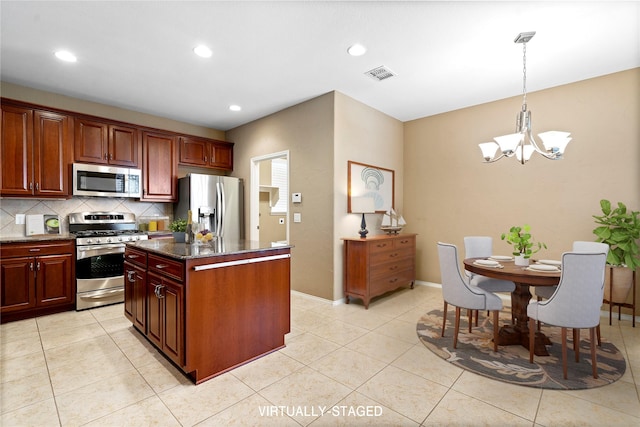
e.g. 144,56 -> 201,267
127,238 -> 292,260
0,234 -> 76,244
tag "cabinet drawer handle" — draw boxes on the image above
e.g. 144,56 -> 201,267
29,248 -> 41,252
389,253 -> 399,258
30,262 -> 34,271
104,153 -> 108,160
36,262 -> 41,271
127,254 -> 139,259
35,183 -> 39,191
154,284 -> 165,299
400,239 -> 409,244
376,243 -> 388,248
155,264 -> 169,269
109,153 -> 113,160
204,156 -> 208,162
29,182 -> 34,190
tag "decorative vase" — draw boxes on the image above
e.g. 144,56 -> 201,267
515,255 -> 529,267
604,265 -> 634,303
172,232 -> 185,243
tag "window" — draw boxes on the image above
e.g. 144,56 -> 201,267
270,158 -> 288,214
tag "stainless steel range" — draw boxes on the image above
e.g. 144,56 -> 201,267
69,212 -> 148,310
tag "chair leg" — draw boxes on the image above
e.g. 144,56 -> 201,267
561,327 -> 568,380
596,324 -> 602,347
528,318 -> 535,363
492,310 -> 499,352
573,329 -> 580,362
454,307 -> 461,349
467,309 -> 472,333
590,327 -> 598,379
536,297 -> 542,331
441,302 -> 448,337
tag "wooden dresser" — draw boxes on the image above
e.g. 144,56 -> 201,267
342,234 -> 417,309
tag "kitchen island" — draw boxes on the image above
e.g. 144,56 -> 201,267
124,239 -> 291,384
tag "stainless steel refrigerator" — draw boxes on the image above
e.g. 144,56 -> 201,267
174,174 -> 244,241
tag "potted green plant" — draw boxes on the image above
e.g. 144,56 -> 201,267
501,224 -> 547,266
169,218 -> 188,243
593,199 -> 640,304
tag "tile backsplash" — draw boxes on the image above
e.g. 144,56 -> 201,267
0,197 -> 173,237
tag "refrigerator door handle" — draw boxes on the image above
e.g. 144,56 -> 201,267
217,182 -> 225,237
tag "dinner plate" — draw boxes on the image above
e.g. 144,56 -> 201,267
538,259 -> 562,266
489,255 -> 513,261
528,264 -> 559,272
474,259 -> 500,267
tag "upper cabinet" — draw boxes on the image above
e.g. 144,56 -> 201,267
1,104 -> 72,198
74,118 -> 139,167
179,137 -> 233,171
141,131 -> 177,202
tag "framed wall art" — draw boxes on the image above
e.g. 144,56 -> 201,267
347,161 -> 395,213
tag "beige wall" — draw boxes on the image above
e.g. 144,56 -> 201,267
404,68 -> 640,313
1,82 -> 225,140
226,93 -> 335,299
334,92 -> 404,300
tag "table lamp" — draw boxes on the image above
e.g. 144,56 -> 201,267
351,196 -> 376,238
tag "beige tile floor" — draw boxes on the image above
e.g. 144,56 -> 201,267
1,284 -> 639,426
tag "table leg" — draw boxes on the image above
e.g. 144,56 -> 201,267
495,282 -> 552,356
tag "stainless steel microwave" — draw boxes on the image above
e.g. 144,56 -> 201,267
72,163 -> 142,198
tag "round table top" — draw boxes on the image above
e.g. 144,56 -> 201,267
463,258 -> 561,286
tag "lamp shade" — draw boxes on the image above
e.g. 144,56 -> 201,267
351,197 -> 375,214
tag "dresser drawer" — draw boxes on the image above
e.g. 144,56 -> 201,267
124,247 -> 147,268
370,258 -> 415,281
148,254 -> 184,282
393,235 -> 415,250
370,246 -> 414,265
370,270 -> 415,296
368,239 -> 394,254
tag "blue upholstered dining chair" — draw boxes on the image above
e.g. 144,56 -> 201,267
535,241 -> 609,345
527,251 -> 607,379
464,236 -> 516,324
437,242 -> 503,352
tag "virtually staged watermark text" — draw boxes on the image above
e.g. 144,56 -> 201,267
258,405 -> 383,417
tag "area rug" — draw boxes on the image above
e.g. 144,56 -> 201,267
416,308 -> 626,390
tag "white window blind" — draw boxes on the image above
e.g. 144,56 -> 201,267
271,158 -> 288,214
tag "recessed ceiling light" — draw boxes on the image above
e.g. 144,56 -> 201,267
54,50 -> 77,62
229,105 -> 242,112
347,43 -> 367,56
193,45 -> 212,58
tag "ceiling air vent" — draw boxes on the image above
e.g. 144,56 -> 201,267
365,65 -> 396,81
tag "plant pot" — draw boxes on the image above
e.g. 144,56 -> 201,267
514,255 -> 529,267
172,232 -> 185,243
604,265 -> 634,303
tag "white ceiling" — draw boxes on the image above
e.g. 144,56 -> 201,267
1,1 -> 638,131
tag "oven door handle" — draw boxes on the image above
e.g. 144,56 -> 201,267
77,244 -> 126,259
79,288 -> 125,299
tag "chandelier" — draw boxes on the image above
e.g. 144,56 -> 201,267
478,32 -> 571,164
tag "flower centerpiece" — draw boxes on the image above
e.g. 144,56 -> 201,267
501,224 -> 547,266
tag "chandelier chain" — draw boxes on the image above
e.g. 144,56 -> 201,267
522,42 -> 527,107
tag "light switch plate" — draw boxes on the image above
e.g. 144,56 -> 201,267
292,193 -> 302,203
293,213 -> 301,223
16,214 -> 25,225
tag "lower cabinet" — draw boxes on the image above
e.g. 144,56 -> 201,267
124,261 -> 146,333
0,240 -> 75,323
147,272 -> 183,366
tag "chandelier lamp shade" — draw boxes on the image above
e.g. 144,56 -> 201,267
479,32 -> 572,164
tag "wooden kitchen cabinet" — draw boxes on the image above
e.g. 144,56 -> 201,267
179,136 -> 234,171
1,104 -> 72,198
141,130 -> 177,202
342,234 -> 417,309
147,272 -> 183,366
124,261 -> 147,333
0,240 -> 75,323
74,118 -> 139,167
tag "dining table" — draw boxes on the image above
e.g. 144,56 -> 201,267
463,257 -> 561,356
